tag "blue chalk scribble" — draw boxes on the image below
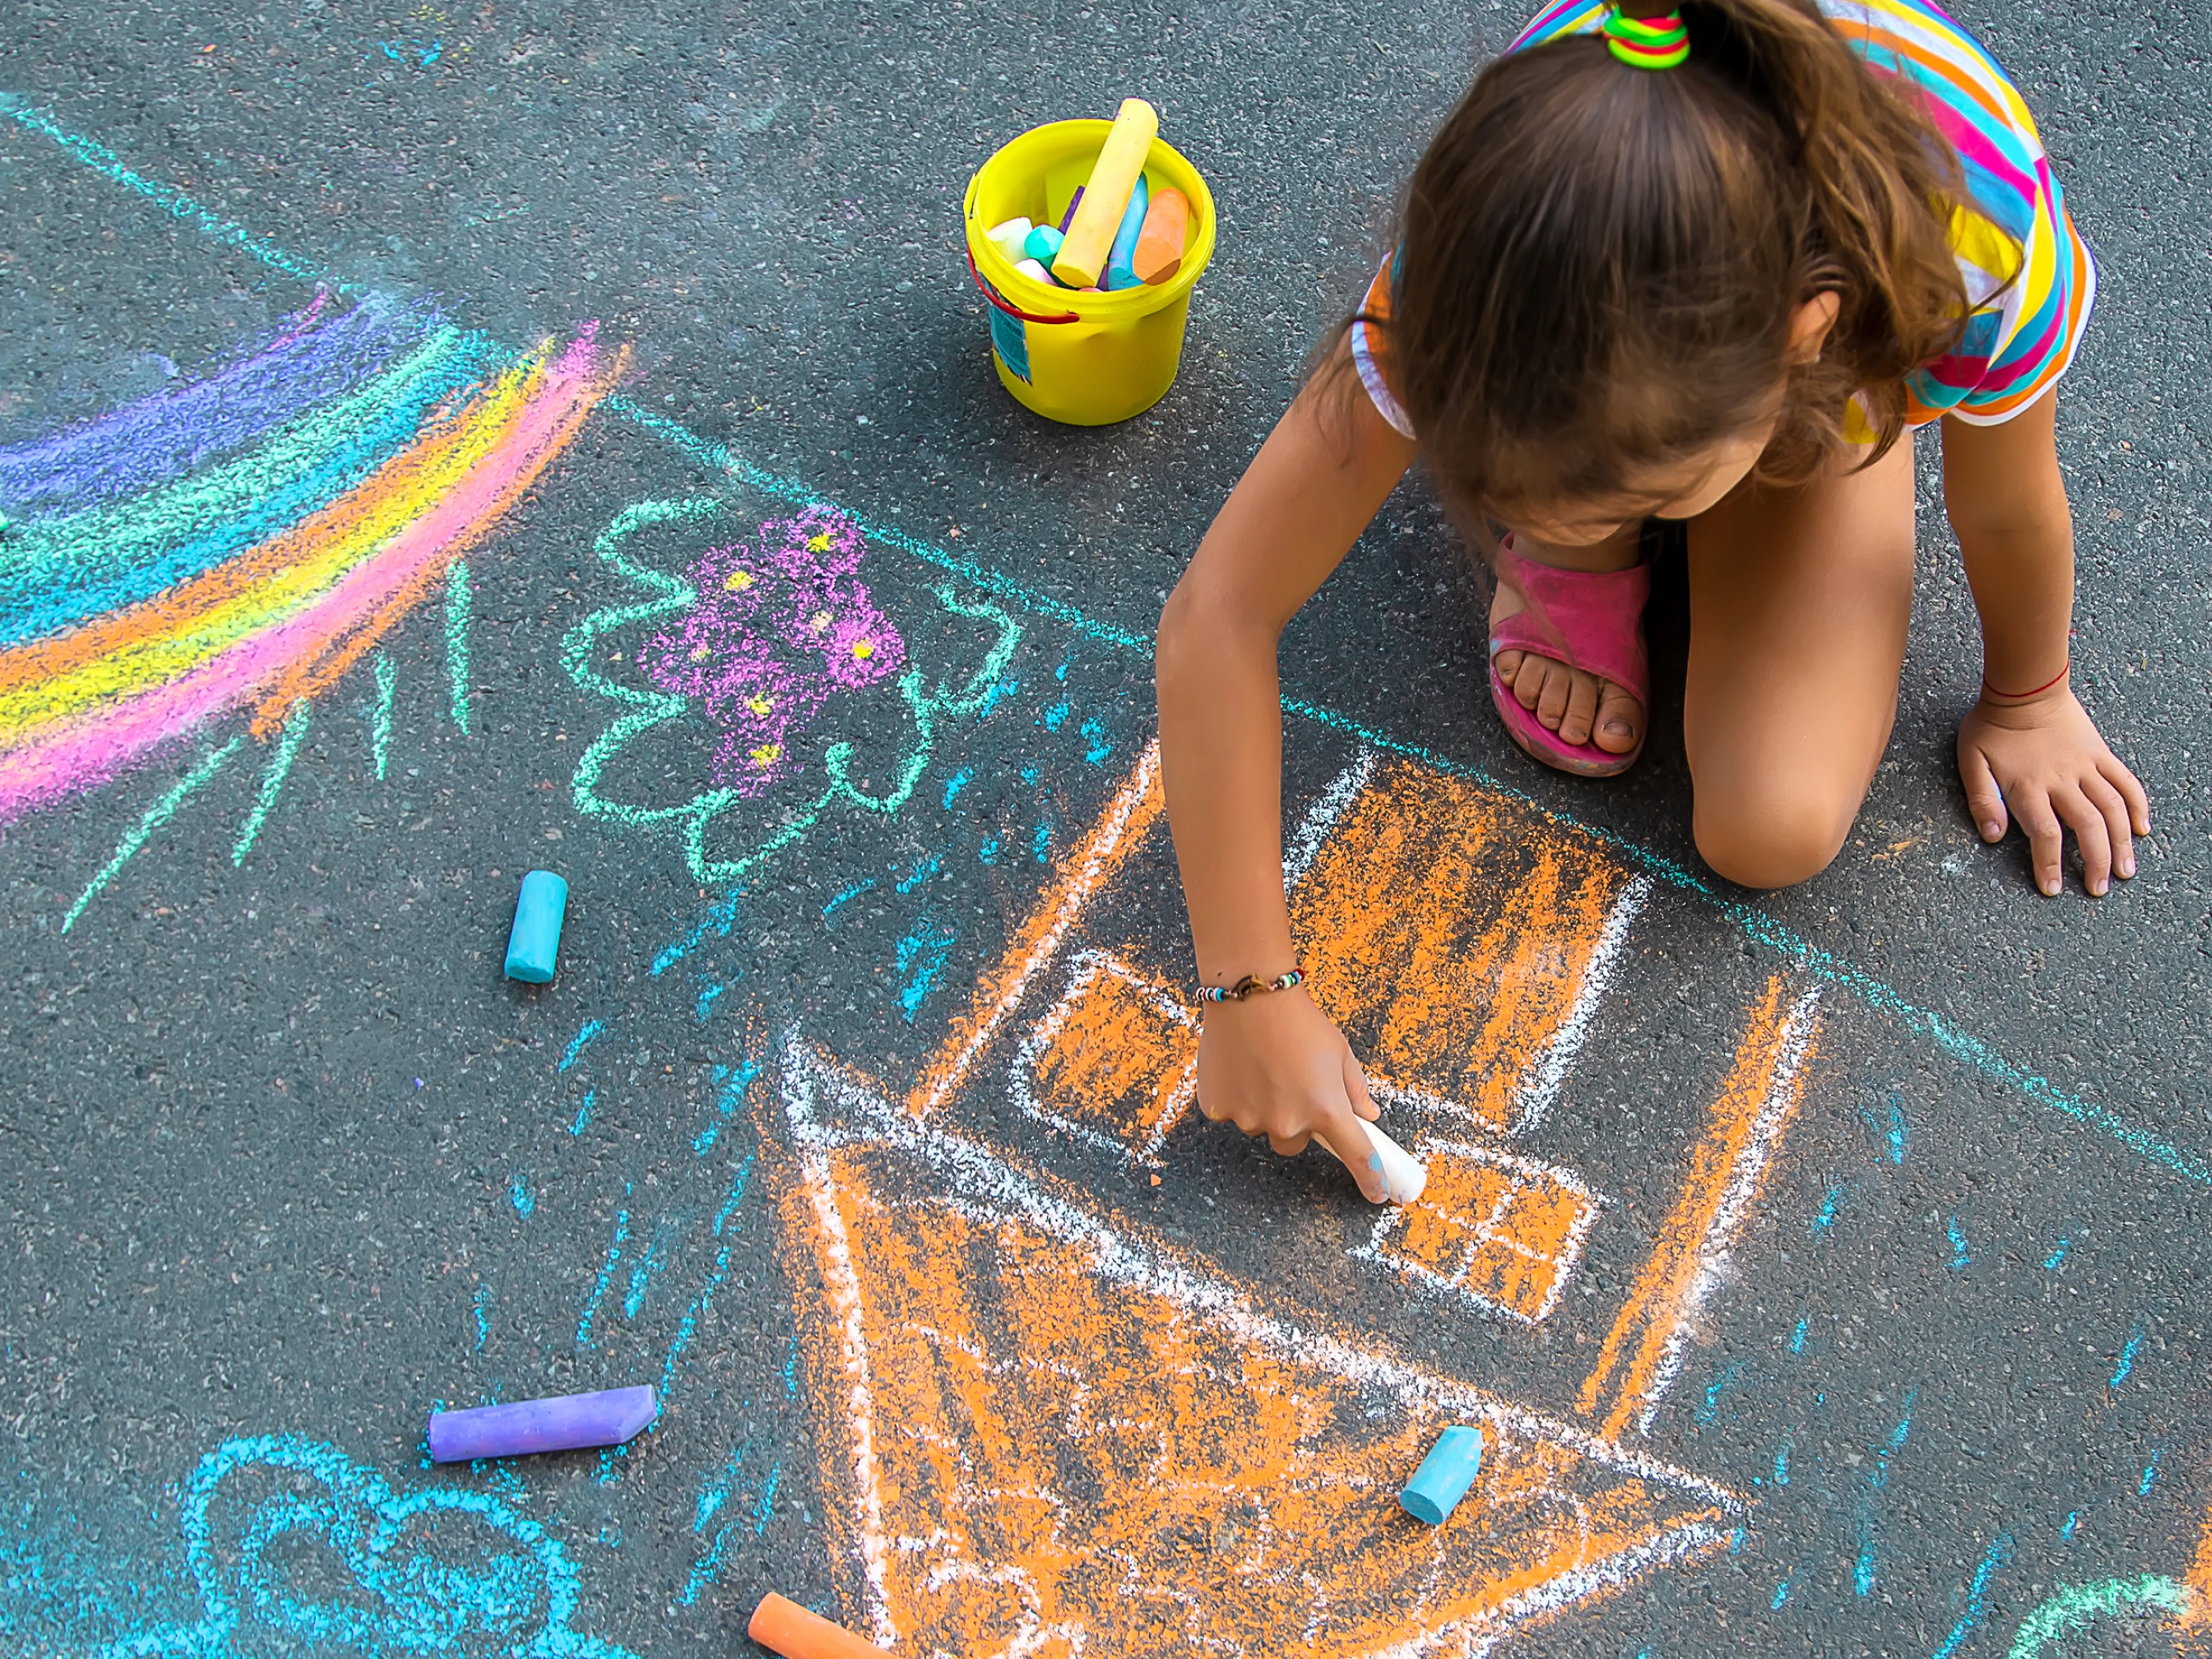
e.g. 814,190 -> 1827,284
1790,1317 -> 1809,1354
1079,716 -> 1112,764
2110,1323 -> 2146,1388
623,1226 -> 675,1321
2060,1510 -> 2079,1541
942,767 -> 972,807
509,1179 -> 534,1219
559,1020 -> 604,1072
695,982 -> 725,1022
2044,1236 -> 2071,1271
978,836 -> 1001,865
656,1155 -> 755,1401
1882,1093 -> 1908,1164
896,916 -> 958,1021
1696,1360 -> 1744,1424
1771,1574 -> 1793,1610
896,852 -> 942,893
654,890 -> 745,975
1947,1215 -> 1971,1270
570,1090 -> 596,1136
1853,1518 -> 1878,1597
783,1333 -> 800,1398
1032,820 -> 1051,863
1872,1390 -> 1916,1489
1811,1181 -> 1847,1237
575,1206 -> 631,1349
974,678 -> 1018,720
472,1283 -> 491,1351
2141,1450 -> 2163,1495
1041,700 -> 1069,732
751,1462 -> 782,1533
1929,1533 -> 2013,1659
1773,1441 -> 1791,1488
822,876 -> 875,918
694,1060 -> 758,1156
679,1443 -> 750,1606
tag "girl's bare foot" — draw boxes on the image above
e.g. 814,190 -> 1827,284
1490,539 -> 1646,754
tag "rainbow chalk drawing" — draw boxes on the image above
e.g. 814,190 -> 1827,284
0,295 -> 623,823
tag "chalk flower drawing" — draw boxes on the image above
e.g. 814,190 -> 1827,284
638,506 -> 905,796
0,293 -> 623,822
79,1435 -> 638,1658
566,498 -> 1019,887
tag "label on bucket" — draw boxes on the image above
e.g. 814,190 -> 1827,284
988,304 -> 1031,382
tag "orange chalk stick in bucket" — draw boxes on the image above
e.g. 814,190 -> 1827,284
962,114 -> 1217,425
747,1593 -> 891,1658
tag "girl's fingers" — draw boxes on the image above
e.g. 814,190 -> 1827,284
1315,1103 -> 1389,1204
1343,1048 -> 1380,1123
1268,1130 -> 1313,1157
1959,745 -> 2007,842
2101,754 -> 2152,837
2080,772 -> 2137,882
2056,783 -> 2114,897
2013,789 -> 2066,897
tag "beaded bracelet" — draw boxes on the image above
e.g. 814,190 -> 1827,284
1199,968 -> 1305,1004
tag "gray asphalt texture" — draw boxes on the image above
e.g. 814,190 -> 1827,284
2,0 -> 2209,1654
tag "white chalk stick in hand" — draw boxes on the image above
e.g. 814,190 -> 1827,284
1318,1119 -> 1428,1205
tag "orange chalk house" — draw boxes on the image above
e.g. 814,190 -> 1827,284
1011,950 -> 1198,1167
1356,1141 -> 1604,1326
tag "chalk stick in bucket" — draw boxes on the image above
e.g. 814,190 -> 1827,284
1132,186 -> 1190,284
748,1593 -> 893,1658
1052,97 -> 1157,288
1104,172 -> 1151,290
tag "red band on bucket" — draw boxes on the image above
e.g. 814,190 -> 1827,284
965,243 -> 1081,325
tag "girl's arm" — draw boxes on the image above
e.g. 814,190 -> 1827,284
1942,391 -> 2150,897
1157,349 -> 1416,1200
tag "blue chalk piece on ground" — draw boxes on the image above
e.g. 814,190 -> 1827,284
504,869 -> 568,984
427,1384 -> 657,1462
1400,1424 -> 1484,1525
1022,224 -> 1064,265
1104,173 -> 1151,290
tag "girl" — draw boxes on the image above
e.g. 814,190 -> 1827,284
1154,0 -> 2149,1202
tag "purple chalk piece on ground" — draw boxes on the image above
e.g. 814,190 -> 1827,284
427,1384 -> 658,1462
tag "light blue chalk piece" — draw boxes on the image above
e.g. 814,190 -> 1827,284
1104,173 -> 1150,290
1399,1424 -> 1484,1525
504,869 -> 569,984
1022,223 -> 1064,265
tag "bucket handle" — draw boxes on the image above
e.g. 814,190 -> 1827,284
965,243 -> 1081,325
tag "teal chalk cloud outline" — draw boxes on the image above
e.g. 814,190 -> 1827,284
83,1434 -> 639,1658
2007,1574 -> 2193,1657
565,498 -> 1021,888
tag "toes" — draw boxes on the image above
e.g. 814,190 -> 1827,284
1559,671 -> 1600,747
1536,662 -> 1572,731
1593,681 -> 1644,755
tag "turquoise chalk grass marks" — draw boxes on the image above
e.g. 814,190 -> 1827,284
231,699 -> 313,865
446,559 -> 473,735
62,739 -> 243,931
369,649 -> 397,779
2007,1575 -> 2195,1657
565,498 -> 1021,888
1931,1534 -> 2013,1659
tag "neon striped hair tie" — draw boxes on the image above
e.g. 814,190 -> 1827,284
1603,6 -> 1691,68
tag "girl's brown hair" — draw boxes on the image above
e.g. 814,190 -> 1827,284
1365,0 -> 1968,514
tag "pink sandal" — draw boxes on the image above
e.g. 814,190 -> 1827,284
1488,535 -> 1651,778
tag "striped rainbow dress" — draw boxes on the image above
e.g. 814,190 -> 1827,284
1351,0 -> 2095,438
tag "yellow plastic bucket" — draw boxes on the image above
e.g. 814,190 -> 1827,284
962,119 -> 1217,426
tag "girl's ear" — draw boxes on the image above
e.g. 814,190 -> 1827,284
1787,292 -> 1844,363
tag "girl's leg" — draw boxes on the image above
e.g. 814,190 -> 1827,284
1684,436 -> 1917,888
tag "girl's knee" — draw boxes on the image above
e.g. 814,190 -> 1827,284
1694,784 -> 1856,890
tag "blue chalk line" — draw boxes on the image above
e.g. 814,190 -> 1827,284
62,739 -> 243,931
14,92 -> 2200,1189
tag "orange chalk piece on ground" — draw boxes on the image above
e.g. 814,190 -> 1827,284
1131,186 -> 1190,284
1051,96 -> 1158,288
747,1593 -> 890,1659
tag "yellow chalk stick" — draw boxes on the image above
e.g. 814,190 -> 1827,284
1051,98 -> 1158,289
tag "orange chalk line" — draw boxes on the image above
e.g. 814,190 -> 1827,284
906,738 -> 1164,1120
1351,1138 -> 1608,1327
1578,980 -> 1823,1440
1281,745 -> 1378,892
2184,1500 -> 2212,1635
780,1034 -> 1748,1654
1009,947 -> 1198,1168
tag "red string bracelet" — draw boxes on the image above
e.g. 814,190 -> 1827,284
1981,657 -> 2068,702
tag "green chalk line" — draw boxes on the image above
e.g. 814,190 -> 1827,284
565,498 -> 1021,888
370,649 -> 397,780
231,700 -> 313,865
446,559 -> 472,735
62,739 -> 244,931
2008,1574 -> 2192,1657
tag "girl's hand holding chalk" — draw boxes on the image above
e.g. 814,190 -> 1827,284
1194,984 -> 1394,1205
